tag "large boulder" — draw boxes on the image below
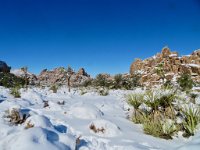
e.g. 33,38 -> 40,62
0,61 -> 11,73
130,47 -> 200,85
37,67 -> 91,87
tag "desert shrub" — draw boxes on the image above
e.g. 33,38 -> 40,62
81,79 -> 93,87
143,117 -> 176,139
113,74 -> 123,89
143,117 -> 163,137
163,80 -> 173,89
0,72 -> 26,88
127,93 -> 145,123
182,107 -> 200,136
5,108 -> 29,125
43,101 -> 49,108
94,74 -> 110,87
130,74 -> 141,87
10,87 -> 21,98
80,87 -> 88,95
177,73 -> 194,92
189,93 -> 198,104
89,124 -> 105,133
25,121 -> 34,129
97,87 -> 109,96
50,85 -> 58,93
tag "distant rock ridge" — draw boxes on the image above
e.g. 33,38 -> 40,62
11,67 -> 91,87
37,67 -> 90,87
130,47 -> 200,86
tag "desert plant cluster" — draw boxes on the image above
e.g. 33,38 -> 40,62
127,73 -> 200,139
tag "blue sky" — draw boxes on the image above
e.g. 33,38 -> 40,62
0,0 -> 200,76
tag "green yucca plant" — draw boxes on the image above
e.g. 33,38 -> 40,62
143,117 -> 176,139
127,93 -> 144,123
182,107 -> 200,136
10,86 -> 21,98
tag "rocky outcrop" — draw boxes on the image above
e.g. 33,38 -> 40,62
37,67 -> 91,87
130,47 -> 200,86
0,61 -> 11,73
11,68 -> 38,85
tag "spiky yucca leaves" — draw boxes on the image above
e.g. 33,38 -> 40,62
182,107 -> 200,136
143,116 -> 177,139
144,91 -> 161,119
127,93 -> 144,123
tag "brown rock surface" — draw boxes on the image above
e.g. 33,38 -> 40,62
130,47 -> 200,85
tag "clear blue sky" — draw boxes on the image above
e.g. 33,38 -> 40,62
0,0 -> 200,76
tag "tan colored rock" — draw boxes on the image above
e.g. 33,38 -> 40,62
161,47 -> 171,58
130,47 -> 200,85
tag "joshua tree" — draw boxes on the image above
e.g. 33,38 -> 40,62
66,65 -> 74,92
21,67 -> 28,89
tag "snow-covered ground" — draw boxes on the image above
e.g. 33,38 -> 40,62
0,86 -> 200,150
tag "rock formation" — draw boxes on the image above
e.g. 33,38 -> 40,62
11,68 -> 38,85
37,67 -> 91,87
130,47 -> 200,86
0,61 -> 11,73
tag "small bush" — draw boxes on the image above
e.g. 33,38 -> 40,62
177,73 -> 194,92
189,93 -> 198,104
89,124 -> 105,133
10,87 -> 21,98
25,121 -> 34,129
163,80 -> 173,89
143,117 -> 175,139
50,85 -> 58,93
81,79 -> 93,87
80,88 -> 87,95
0,72 -> 26,88
5,108 -> 29,125
97,87 -> 109,96
113,74 -> 123,89
94,74 -> 109,87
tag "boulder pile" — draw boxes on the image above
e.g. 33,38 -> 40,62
130,47 -> 200,86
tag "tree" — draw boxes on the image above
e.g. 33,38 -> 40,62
66,65 -> 74,92
21,67 -> 28,89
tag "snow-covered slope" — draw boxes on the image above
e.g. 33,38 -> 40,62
0,86 -> 199,150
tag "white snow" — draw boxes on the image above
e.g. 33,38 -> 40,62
11,68 -> 33,76
169,54 -> 178,57
0,86 -> 200,150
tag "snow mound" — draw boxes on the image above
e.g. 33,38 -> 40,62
177,133 -> 200,150
69,103 -> 103,119
25,115 -> 53,128
21,89 -> 44,104
5,127 -> 71,150
89,119 -> 121,137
